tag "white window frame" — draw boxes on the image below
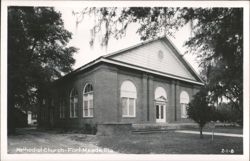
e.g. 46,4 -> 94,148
181,103 -> 188,118
121,80 -> 137,117
121,97 -> 136,117
70,88 -> 78,118
180,91 -> 190,118
83,84 -> 94,118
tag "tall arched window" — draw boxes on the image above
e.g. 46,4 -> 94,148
180,91 -> 190,118
121,80 -> 137,117
83,83 -> 94,117
70,88 -> 78,118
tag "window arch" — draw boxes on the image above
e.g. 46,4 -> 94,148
70,88 -> 78,118
83,83 -> 94,117
155,87 -> 167,102
180,91 -> 190,118
121,80 -> 137,117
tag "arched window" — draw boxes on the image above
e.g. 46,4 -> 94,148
155,87 -> 167,102
70,88 -> 78,118
83,83 -> 94,117
180,91 -> 190,118
121,80 -> 137,117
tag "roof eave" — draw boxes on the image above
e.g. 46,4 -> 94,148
54,57 -> 204,86
101,58 -> 204,86
54,36 -> 204,86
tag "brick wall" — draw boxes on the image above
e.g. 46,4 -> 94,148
40,62 -> 201,129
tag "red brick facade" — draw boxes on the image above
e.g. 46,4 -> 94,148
38,62 -> 201,128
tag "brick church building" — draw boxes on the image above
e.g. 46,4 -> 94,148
38,37 -> 203,129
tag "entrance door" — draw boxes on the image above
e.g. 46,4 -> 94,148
156,103 -> 166,123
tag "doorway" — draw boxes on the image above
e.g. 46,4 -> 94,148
156,103 -> 166,123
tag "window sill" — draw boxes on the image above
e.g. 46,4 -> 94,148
122,116 -> 136,118
69,117 -> 78,119
83,116 -> 94,118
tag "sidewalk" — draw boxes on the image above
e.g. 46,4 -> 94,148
175,130 -> 243,138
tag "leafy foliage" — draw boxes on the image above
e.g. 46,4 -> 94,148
73,7 -> 181,47
180,8 -> 243,113
187,87 -> 214,138
8,7 -> 77,131
215,103 -> 242,124
76,7 -> 243,114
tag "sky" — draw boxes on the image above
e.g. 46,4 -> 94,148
55,7 -> 199,72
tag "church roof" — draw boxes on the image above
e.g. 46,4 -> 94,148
60,36 -> 204,86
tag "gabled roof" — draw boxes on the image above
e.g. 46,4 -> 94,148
57,36 -> 204,86
104,36 -> 203,83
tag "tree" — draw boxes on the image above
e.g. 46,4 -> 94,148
8,7 -> 78,133
181,8 -> 243,116
75,7 -> 243,116
215,102 -> 242,124
187,87 -> 213,138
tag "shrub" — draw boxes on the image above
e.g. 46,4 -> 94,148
82,124 -> 97,134
187,87 -> 214,138
215,103 -> 242,125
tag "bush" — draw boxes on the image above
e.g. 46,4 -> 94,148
215,103 -> 242,124
82,124 -> 97,134
14,108 -> 28,128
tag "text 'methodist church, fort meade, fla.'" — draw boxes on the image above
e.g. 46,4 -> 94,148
38,37 -> 204,129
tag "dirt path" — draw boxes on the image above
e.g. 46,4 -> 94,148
8,127 -> 116,154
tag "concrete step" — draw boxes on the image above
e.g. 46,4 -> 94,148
132,129 -> 170,134
131,123 -> 198,134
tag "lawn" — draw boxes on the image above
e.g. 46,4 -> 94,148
97,130 -> 243,154
190,126 -> 243,134
8,127 -> 243,154
8,128 -> 116,154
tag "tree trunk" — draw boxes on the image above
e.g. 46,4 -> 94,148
199,126 -> 203,139
8,104 -> 16,135
8,86 -> 16,134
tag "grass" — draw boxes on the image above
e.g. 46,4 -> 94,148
8,127 -> 243,154
97,130 -> 243,154
199,126 -> 243,134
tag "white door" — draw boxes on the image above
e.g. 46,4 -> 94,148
156,103 -> 166,123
